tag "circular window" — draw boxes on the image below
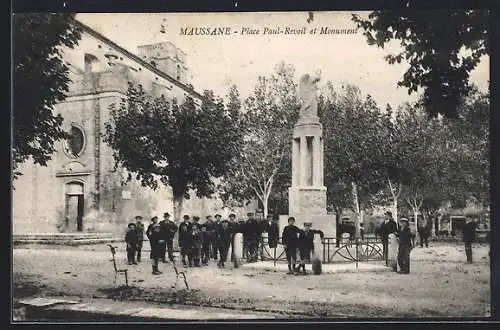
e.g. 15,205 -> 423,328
64,125 -> 85,158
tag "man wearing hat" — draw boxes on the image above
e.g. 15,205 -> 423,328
159,212 -> 178,262
244,212 -> 261,262
215,219 -> 233,268
201,215 -> 216,265
282,217 -> 301,274
297,222 -> 324,275
462,214 -> 477,263
125,222 -> 139,265
146,216 -> 160,260
213,214 -> 223,260
397,218 -> 414,274
149,223 -> 164,275
178,215 -> 194,267
380,211 -> 398,266
134,216 -> 145,262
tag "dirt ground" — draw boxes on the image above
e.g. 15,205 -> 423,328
12,242 -> 491,318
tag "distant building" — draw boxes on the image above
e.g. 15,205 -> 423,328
13,19 -> 255,234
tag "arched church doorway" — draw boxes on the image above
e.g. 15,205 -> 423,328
65,181 -> 85,232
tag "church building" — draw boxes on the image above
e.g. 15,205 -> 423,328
13,19 -> 255,235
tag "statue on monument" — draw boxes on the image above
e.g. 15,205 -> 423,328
298,70 -> 321,120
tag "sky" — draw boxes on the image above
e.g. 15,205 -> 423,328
76,12 -> 489,109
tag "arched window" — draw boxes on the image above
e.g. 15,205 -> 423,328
64,125 -> 85,158
84,53 -> 100,73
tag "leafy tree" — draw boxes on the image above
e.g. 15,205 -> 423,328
104,84 -> 243,221
12,13 -> 82,177
218,62 -> 300,218
322,84 -> 390,237
352,10 -> 489,119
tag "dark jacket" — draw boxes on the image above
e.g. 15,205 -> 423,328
146,223 -> 158,241
381,220 -> 399,240
215,221 -> 233,247
135,222 -> 145,242
203,220 -> 217,240
298,229 -> 324,254
178,221 -> 193,247
398,227 -> 414,247
149,229 -> 165,259
159,220 -> 178,240
462,221 -> 477,243
244,219 -> 262,241
191,230 -> 203,249
125,229 -> 139,247
282,224 -> 301,247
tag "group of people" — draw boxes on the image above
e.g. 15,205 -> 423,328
124,212 -> 284,275
124,212 -> 326,275
378,211 -> 479,274
378,211 -> 414,274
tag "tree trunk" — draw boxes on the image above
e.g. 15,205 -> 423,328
388,179 -> 401,222
262,195 -> 269,219
173,194 -> 184,223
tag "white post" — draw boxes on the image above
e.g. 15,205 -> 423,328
233,233 -> 244,267
313,233 -> 322,260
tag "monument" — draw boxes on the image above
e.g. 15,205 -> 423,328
279,71 -> 336,238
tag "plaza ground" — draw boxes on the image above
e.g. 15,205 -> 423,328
13,242 -> 491,318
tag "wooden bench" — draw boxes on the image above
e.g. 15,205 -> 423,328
108,244 -> 128,287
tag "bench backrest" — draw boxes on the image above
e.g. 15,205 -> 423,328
108,245 -> 118,272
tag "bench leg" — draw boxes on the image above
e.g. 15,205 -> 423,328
124,272 -> 128,287
114,272 -> 117,286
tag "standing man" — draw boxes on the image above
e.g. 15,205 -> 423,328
397,218 -> 414,274
417,220 -> 430,248
462,215 -> 477,263
213,214 -> 223,260
178,215 -> 193,267
158,213 -> 171,263
215,219 -> 232,268
204,215 -> 216,260
245,213 -> 261,262
359,222 -> 365,241
162,213 -> 178,262
282,217 -> 301,274
125,222 -> 138,265
381,211 -> 398,266
146,216 -> 159,260
134,216 -> 145,262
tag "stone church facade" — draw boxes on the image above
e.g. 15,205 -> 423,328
13,19 -> 256,234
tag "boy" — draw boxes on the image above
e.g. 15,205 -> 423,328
200,224 -> 211,266
397,218 -> 414,274
149,223 -> 164,275
282,217 -> 301,274
125,223 -> 139,265
178,215 -> 193,267
191,225 -> 203,267
297,222 -> 324,275
215,219 -> 232,268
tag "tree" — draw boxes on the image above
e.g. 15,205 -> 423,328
218,62 -> 300,218
352,10 -> 489,119
104,84 -> 243,221
322,84 -> 390,237
12,13 -> 82,177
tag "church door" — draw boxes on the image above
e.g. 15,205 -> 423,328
65,182 -> 85,232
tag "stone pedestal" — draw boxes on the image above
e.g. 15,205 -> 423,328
233,233 -> 243,266
282,119 -> 336,238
